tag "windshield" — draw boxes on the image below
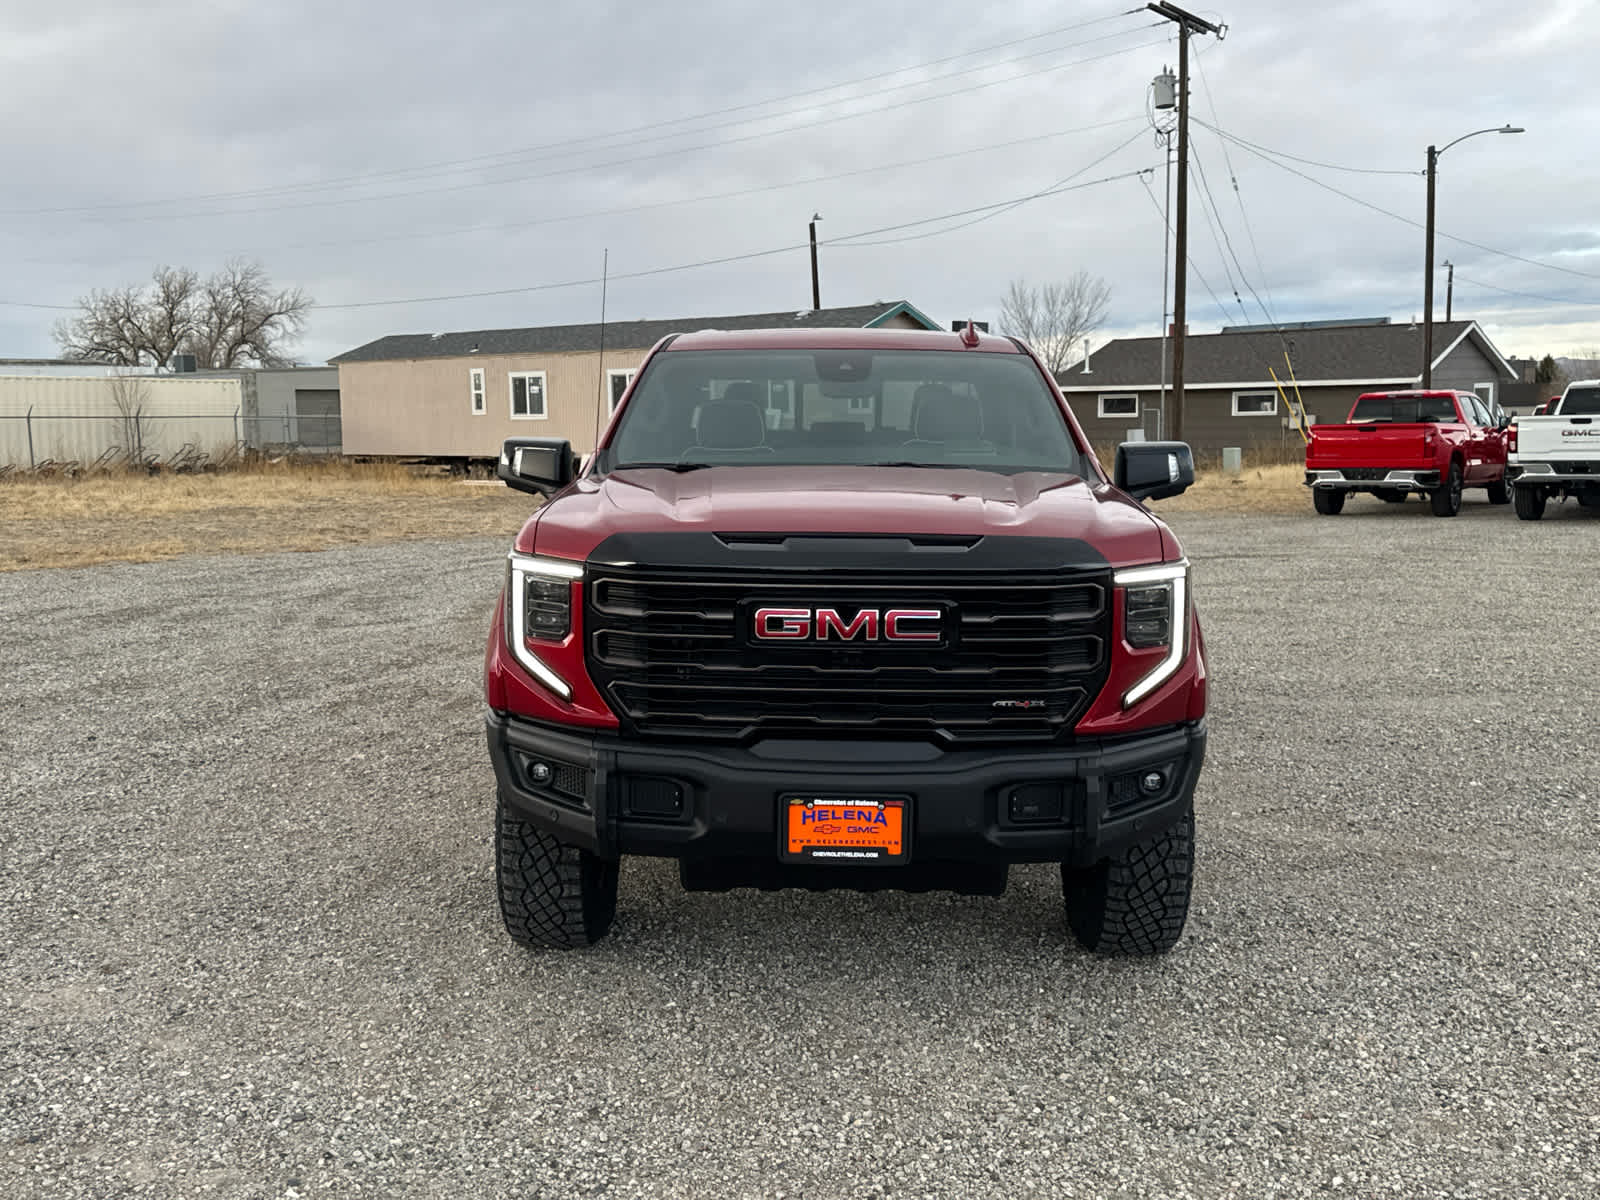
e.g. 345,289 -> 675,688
1560,386 -> 1600,416
1349,394 -> 1461,423
601,348 -> 1090,477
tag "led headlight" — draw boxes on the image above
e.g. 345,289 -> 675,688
504,553 -> 584,700
1114,560 -> 1189,709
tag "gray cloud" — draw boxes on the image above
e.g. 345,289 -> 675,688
2,0 -> 1596,362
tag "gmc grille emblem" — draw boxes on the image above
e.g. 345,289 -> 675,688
752,606 -> 942,642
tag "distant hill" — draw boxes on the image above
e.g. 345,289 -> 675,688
1556,357 -> 1600,379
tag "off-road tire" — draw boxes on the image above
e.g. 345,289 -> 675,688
1514,484 -> 1546,521
1375,489 -> 1407,503
1062,806 -> 1194,956
1312,488 -> 1345,516
495,790 -> 619,949
1430,462 -> 1463,517
1487,473 -> 1512,505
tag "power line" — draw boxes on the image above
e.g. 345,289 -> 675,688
18,118 -> 1145,265
1190,136 -> 1281,330
1454,273 -> 1600,308
829,127 -> 1151,248
1210,124 -> 1600,285
3,9 -> 1149,217
308,166 -> 1158,311
1138,171 -> 1231,323
1191,117 -> 1418,177
19,27 -> 1168,227
1191,47 -> 1282,326
0,298 -> 75,311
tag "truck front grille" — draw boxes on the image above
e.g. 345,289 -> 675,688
585,565 -> 1111,744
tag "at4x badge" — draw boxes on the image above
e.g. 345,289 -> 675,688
992,699 -> 1047,709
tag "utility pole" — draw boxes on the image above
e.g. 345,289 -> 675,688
1445,261 -> 1454,321
1423,144 -> 1438,388
808,214 -> 822,310
1147,2 -> 1224,445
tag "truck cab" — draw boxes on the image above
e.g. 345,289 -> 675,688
484,327 -> 1207,956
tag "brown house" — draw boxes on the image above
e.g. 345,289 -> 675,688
330,301 -> 940,460
1058,318 -> 1520,455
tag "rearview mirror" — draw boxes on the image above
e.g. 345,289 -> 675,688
498,437 -> 577,497
1114,440 -> 1195,502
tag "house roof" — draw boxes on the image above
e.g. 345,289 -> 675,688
1057,319 -> 1519,389
329,300 -> 940,364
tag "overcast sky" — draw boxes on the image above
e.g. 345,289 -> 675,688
2,0 -> 1597,365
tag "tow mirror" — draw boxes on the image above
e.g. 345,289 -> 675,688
1114,440 -> 1195,502
499,437 -> 577,497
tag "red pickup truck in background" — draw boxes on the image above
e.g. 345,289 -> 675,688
1304,390 -> 1512,517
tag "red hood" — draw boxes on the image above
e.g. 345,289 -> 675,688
518,466 -> 1171,568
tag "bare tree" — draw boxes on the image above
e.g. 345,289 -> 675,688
109,371 -> 152,464
186,260 -> 312,368
998,272 -> 1112,376
55,260 -> 311,369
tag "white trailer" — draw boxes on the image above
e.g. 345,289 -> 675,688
0,374 -> 244,470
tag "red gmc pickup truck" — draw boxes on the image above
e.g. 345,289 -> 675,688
485,327 -> 1207,956
1304,389 -> 1512,516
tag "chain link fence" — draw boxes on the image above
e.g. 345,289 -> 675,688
0,410 -> 342,475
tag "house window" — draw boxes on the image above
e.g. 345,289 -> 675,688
469,368 -> 485,415
509,371 -> 547,419
1473,382 -> 1496,409
607,369 -> 635,414
1232,390 -> 1278,417
1098,393 -> 1139,419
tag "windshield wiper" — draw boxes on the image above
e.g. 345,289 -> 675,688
866,460 -> 949,468
613,461 -> 714,473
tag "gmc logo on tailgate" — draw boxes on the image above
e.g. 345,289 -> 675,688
750,606 -> 944,644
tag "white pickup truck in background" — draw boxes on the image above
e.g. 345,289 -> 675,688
1507,381 -> 1600,520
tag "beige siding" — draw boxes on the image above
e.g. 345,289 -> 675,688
338,347 -> 653,458
874,312 -> 926,330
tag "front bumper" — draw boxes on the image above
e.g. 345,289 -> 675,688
486,712 -> 1206,869
1305,469 -> 1440,492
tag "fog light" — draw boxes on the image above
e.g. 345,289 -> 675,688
1140,770 -> 1167,795
529,761 -> 553,785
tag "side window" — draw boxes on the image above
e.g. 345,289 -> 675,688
1231,390 -> 1278,417
469,367 -> 485,415
607,369 -> 635,415
1462,395 -> 1490,426
1098,393 -> 1139,419
509,371 -> 547,420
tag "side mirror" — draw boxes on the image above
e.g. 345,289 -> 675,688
498,437 -> 576,497
1498,414 -> 1512,431
1114,440 -> 1195,502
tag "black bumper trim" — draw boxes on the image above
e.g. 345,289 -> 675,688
486,713 -> 1205,867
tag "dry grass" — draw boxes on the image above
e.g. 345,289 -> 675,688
1,451 -> 1311,572
1156,463 -> 1307,514
1088,443 -> 1308,515
0,460 -> 536,571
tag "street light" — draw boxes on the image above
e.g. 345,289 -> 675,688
1422,124 -> 1523,387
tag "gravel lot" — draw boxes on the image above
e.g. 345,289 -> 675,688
3,495 -> 1597,1199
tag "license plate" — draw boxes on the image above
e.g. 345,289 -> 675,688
782,795 -> 908,864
